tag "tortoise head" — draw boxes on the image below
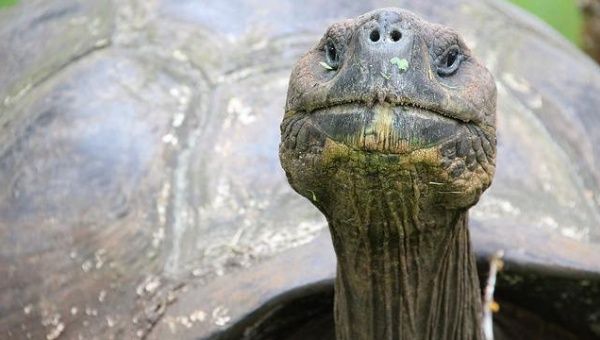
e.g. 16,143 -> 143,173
280,8 -> 497,224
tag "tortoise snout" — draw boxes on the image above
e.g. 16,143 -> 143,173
357,10 -> 414,62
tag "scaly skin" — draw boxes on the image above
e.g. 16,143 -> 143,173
280,8 -> 496,340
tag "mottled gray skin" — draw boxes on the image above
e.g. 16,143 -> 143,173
280,9 -> 496,340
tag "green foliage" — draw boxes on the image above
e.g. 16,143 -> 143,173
508,0 -> 583,46
0,0 -> 17,8
390,57 -> 409,72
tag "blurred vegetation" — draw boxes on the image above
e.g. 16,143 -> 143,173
0,0 -> 17,8
508,0 -> 583,46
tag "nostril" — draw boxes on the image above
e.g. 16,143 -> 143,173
390,30 -> 402,42
369,29 -> 380,42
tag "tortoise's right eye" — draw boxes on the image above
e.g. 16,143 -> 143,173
325,40 -> 340,69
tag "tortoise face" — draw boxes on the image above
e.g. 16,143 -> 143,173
280,8 -> 497,211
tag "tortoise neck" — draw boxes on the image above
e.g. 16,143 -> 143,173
328,209 -> 483,340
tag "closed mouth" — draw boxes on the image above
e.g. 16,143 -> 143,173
304,97 -> 471,124
308,102 -> 465,154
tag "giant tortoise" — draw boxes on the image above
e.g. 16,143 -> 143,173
0,0 -> 599,339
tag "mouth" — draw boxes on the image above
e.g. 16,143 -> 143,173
308,102 -> 467,154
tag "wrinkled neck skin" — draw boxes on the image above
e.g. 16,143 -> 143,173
322,170 -> 483,340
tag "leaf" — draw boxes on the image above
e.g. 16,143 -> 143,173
390,57 -> 409,72
319,61 -> 334,70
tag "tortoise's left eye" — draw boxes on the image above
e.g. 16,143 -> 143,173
436,45 -> 463,76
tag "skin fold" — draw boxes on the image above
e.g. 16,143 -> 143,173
280,8 -> 497,340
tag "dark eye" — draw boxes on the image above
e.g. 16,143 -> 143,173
436,45 -> 463,76
325,40 -> 340,69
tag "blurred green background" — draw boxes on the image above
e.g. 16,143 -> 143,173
0,0 -> 16,9
509,0 -> 583,46
0,0 -> 584,46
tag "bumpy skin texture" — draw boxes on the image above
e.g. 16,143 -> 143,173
280,8 -> 497,340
